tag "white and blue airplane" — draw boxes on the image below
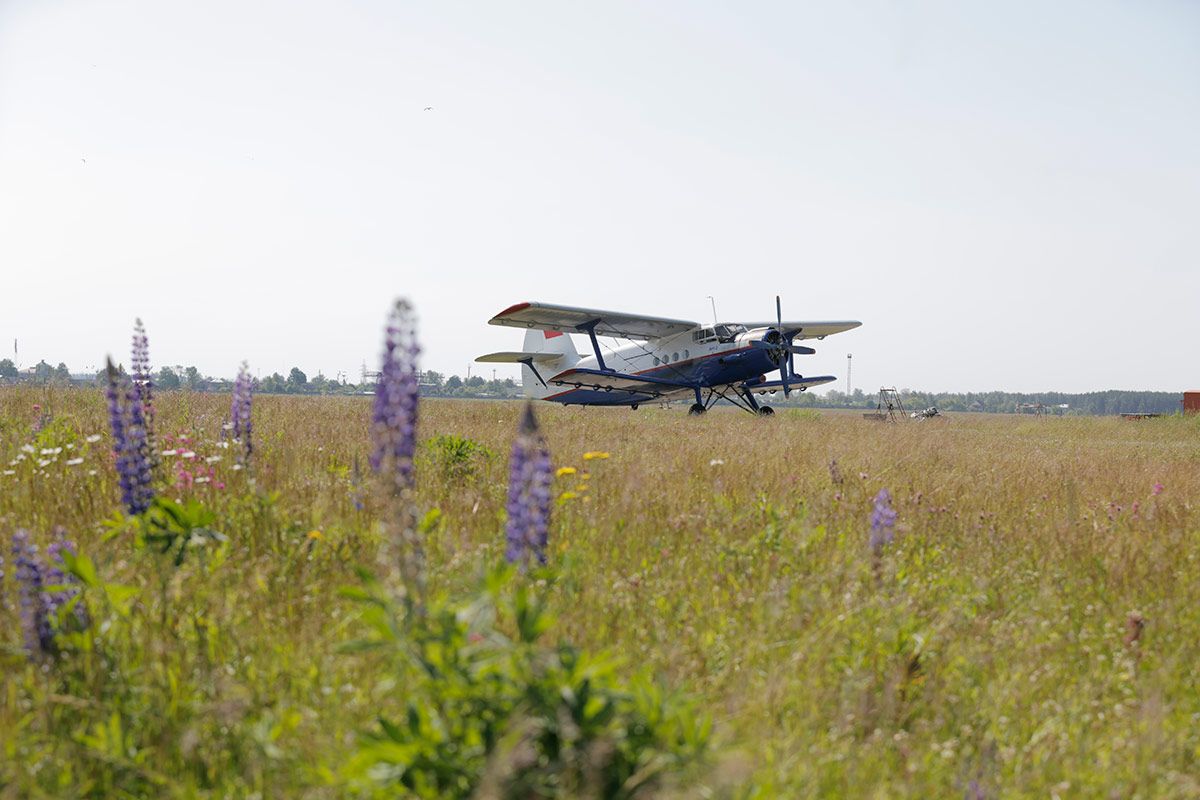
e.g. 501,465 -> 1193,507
476,299 -> 860,415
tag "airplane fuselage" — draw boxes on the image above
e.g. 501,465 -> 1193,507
542,324 -> 780,406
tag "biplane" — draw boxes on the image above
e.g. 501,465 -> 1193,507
476,299 -> 860,415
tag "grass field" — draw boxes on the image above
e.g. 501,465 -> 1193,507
3,386 -> 1199,798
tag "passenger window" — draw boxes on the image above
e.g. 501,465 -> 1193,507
653,357 -> 660,366
672,352 -> 679,362
683,350 -> 689,359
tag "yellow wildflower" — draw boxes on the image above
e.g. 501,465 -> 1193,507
556,466 -> 577,477
582,451 -> 610,461
307,530 -> 323,540
558,491 -> 578,502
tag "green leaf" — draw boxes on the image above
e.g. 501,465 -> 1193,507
103,583 -> 139,617
63,552 -> 99,587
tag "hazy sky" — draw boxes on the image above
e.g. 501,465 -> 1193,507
2,1 -> 1197,393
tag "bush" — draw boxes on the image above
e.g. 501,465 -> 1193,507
343,567 -> 710,799
425,434 -> 494,480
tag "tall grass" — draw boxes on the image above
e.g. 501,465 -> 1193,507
2,386 -> 1199,797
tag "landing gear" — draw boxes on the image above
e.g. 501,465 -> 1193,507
631,403 -> 639,410
688,403 -> 706,416
757,406 -> 775,416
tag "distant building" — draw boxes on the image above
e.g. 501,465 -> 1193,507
1185,391 -> 1200,415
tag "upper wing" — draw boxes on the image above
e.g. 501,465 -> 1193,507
489,301 -> 698,341
475,351 -> 565,365
741,320 -> 862,340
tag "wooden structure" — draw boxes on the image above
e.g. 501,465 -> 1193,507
1185,392 -> 1200,415
864,388 -> 907,422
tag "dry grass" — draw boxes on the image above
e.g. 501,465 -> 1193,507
2,386 -> 1199,797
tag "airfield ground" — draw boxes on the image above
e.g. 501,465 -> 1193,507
2,389 -> 1199,796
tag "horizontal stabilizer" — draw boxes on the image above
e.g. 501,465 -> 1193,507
747,375 -> 837,394
475,351 -> 565,364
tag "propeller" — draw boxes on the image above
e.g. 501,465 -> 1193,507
747,295 -> 807,396
776,295 -> 791,396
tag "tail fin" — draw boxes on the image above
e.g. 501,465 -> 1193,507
521,329 -> 579,398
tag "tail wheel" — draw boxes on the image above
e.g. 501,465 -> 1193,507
631,403 -> 639,410
757,406 -> 775,416
688,404 -> 706,416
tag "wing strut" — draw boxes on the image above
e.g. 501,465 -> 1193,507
518,357 -> 548,388
575,320 -> 609,372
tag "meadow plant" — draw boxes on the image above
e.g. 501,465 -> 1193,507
347,568 -> 709,797
11,529 -> 53,657
230,361 -> 253,466
131,318 -> 155,460
105,359 -> 155,515
370,299 -> 423,599
31,402 -> 50,434
371,299 -> 420,490
505,403 -> 552,567
869,487 -> 896,554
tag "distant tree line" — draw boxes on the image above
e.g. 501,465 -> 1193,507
0,356 -> 1184,413
0,359 -> 72,384
776,388 -> 1186,415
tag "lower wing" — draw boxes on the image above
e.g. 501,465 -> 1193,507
744,375 -> 836,394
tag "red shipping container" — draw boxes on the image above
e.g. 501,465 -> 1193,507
1185,392 -> 1200,415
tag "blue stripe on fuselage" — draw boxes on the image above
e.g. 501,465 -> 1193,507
630,345 -> 777,387
554,388 -> 658,406
545,346 -> 779,405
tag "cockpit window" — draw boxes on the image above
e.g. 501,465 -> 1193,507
692,327 -> 716,343
714,324 -> 745,343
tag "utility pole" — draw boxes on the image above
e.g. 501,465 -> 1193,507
846,353 -> 853,395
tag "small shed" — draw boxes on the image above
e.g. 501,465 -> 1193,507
1185,391 -> 1200,415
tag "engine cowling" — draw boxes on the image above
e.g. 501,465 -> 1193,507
737,327 -> 786,363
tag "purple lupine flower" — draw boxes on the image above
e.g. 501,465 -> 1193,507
45,528 -> 88,628
12,530 -> 53,657
869,488 -> 897,553
505,404 -> 552,566
106,358 -> 155,515
230,362 -> 253,466
370,299 -> 420,493
131,318 -> 155,460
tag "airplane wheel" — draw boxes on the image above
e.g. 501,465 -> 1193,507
757,406 -> 775,416
631,403 -> 639,410
688,403 -> 706,416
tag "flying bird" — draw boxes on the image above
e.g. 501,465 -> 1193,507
424,106 -> 433,111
